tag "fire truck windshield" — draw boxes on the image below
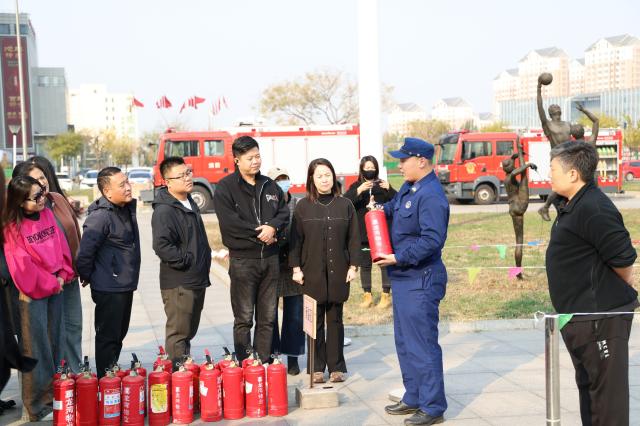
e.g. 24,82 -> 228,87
438,143 -> 457,165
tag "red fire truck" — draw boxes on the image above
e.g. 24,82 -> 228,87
435,129 -> 623,204
147,124 -> 362,210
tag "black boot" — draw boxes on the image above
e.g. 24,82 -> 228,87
287,356 -> 300,375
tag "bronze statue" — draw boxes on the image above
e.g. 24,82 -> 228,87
502,138 -> 537,280
537,74 -> 600,221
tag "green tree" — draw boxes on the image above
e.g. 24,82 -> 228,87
45,132 -> 86,168
577,113 -> 619,129
480,121 -> 510,132
461,119 -> 477,131
623,115 -> 640,150
138,131 -> 161,166
259,69 -> 394,125
405,119 -> 450,144
105,135 -> 135,167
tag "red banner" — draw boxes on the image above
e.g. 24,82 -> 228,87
1,37 -> 32,150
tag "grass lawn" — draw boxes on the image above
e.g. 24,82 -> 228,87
624,180 -> 640,192
206,209 -> 640,325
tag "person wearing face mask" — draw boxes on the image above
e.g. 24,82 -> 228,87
266,167 -> 305,375
2,175 -> 74,421
344,156 -> 396,309
289,158 -> 360,383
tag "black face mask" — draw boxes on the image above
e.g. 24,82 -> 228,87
362,170 -> 377,180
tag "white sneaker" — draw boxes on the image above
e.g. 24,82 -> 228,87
343,337 -> 352,346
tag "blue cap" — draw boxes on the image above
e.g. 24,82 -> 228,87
389,137 -> 434,160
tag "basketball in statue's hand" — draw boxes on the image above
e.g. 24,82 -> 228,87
538,73 -> 553,86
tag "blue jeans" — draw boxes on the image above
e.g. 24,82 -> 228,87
392,267 -> 447,417
62,278 -> 83,373
272,294 -> 305,357
12,287 -> 65,421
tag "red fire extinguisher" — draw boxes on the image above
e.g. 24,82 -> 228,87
125,353 -> 147,417
182,355 -> 200,414
122,361 -> 145,426
222,356 -> 244,420
53,370 -> 75,426
54,359 -> 77,381
217,347 -> 233,371
153,346 -> 173,374
365,209 -> 393,261
98,370 -> 122,425
75,359 -> 98,426
171,365 -> 194,424
199,350 -> 222,422
241,348 -> 255,370
267,354 -> 288,416
147,365 -> 171,426
244,352 -> 266,418
111,363 -> 127,379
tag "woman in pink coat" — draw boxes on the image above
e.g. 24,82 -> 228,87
2,175 -> 73,421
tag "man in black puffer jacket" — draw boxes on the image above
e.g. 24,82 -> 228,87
152,156 -> 212,368
77,167 -> 141,377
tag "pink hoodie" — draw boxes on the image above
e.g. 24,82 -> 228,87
3,208 -> 74,299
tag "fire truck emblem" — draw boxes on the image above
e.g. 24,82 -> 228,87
465,162 -> 477,174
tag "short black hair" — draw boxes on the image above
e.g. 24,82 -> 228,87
97,167 -> 122,195
550,141 -> 598,183
159,156 -> 185,179
306,158 -> 341,201
232,136 -> 259,158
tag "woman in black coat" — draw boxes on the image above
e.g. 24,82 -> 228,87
344,156 -> 396,309
289,158 -> 360,384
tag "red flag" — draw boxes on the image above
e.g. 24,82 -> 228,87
155,95 -> 172,109
132,97 -> 144,108
222,96 -> 228,109
179,102 -> 186,113
187,96 -> 205,109
211,100 -> 219,116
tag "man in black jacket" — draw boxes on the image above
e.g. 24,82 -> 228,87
152,156 -> 212,368
213,136 -> 289,363
546,141 -> 637,425
77,167 -> 141,377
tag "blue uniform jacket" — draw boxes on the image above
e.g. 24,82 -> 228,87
383,171 -> 449,281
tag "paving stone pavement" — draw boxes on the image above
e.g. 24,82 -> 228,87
1,210 -> 639,425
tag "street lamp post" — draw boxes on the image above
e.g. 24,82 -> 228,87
8,124 -> 21,168
15,0 -> 28,159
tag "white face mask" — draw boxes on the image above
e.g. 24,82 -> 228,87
277,180 -> 291,193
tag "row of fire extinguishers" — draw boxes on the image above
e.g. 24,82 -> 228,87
52,345 -> 289,425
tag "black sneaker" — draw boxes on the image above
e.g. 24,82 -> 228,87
287,356 -> 300,375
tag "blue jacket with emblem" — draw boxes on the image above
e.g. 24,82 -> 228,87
383,171 -> 449,280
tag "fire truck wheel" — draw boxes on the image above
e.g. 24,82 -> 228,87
473,184 -> 496,205
626,172 -> 635,182
191,185 -> 212,211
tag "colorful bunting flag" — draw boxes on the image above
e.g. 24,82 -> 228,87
558,314 -> 573,330
470,244 -> 480,251
508,266 -> 523,279
468,267 -> 481,285
496,244 -> 507,259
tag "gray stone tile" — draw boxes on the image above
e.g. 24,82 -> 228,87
451,391 -> 545,417
445,372 -> 522,395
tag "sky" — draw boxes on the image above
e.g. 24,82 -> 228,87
5,0 -> 640,133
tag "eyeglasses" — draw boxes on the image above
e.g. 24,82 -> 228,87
166,169 -> 193,181
26,191 -> 45,202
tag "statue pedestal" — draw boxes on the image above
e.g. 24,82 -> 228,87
296,385 -> 340,409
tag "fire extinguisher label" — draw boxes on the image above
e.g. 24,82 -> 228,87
53,399 -> 62,410
200,382 -> 208,397
103,389 -> 121,418
150,383 -> 168,413
246,382 -> 253,394
139,388 -> 145,414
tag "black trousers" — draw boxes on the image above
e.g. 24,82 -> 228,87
310,302 -> 346,374
359,247 -> 391,293
561,315 -> 633,426
91,290 -> 133,378
228,256 -> 279,363
161,286 -> 206,368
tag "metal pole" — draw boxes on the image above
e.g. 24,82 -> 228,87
545,315 -> 561,425
308,335 -> 315,389
15,0 -> 28,159
12,133 -> 17,168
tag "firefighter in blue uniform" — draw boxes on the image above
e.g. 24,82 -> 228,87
374,137 -> 449,425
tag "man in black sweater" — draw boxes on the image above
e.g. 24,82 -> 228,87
152,156 -> 212,368
213,136 -> 289,363
546,141 -> 637,425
